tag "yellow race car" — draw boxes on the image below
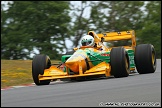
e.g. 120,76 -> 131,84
32,30 -> 157,85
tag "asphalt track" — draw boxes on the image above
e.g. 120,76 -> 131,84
1,59 -> 161,107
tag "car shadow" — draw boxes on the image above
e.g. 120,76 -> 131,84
48,72 -> 140,86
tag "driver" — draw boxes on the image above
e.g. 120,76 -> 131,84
81,35 -> 95,47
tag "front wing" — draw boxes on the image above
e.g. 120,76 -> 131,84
39,61 -> 111,81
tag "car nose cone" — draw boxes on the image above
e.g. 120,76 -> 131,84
65,52 -> 87,73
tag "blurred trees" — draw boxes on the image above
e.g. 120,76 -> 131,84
67,1 -> 94,49
89,1 -> 145,32
136,1 -> 161,58
1,1 -> 71,59
1,1 -> 161,59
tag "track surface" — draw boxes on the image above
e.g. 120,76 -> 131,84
1,59 -> 161,107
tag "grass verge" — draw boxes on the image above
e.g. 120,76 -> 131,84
1,60 -> 60,88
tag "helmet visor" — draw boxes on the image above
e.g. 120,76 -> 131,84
81,40 -> 92,46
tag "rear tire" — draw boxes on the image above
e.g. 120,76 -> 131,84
134,44 -> 156,74
110,47 -> 130,78
32,54 -> 51,85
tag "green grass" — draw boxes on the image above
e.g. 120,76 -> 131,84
1,60 -> 60,88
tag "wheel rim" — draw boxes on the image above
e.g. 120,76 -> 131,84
125,56 -> 129,73
152,51 -> 155,65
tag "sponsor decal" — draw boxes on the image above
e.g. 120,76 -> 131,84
100,53 -> 110,56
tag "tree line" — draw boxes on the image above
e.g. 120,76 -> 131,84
1,1 -> 161,59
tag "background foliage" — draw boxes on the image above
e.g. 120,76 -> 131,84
1,1 -> 161,59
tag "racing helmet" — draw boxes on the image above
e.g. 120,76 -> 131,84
81,35 -> 95,47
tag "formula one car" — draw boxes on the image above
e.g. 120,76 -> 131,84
32,30 -> 157,85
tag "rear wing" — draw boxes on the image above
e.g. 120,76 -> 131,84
88,30 -> 136,49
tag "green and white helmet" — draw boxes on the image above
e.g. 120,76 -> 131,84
81,35 -> 95,47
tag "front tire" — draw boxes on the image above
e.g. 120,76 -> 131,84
110,47 -> 130,78
134,44 -> 157,74
32,54 -> 51,85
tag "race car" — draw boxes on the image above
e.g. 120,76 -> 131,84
32,30 -> 157,85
